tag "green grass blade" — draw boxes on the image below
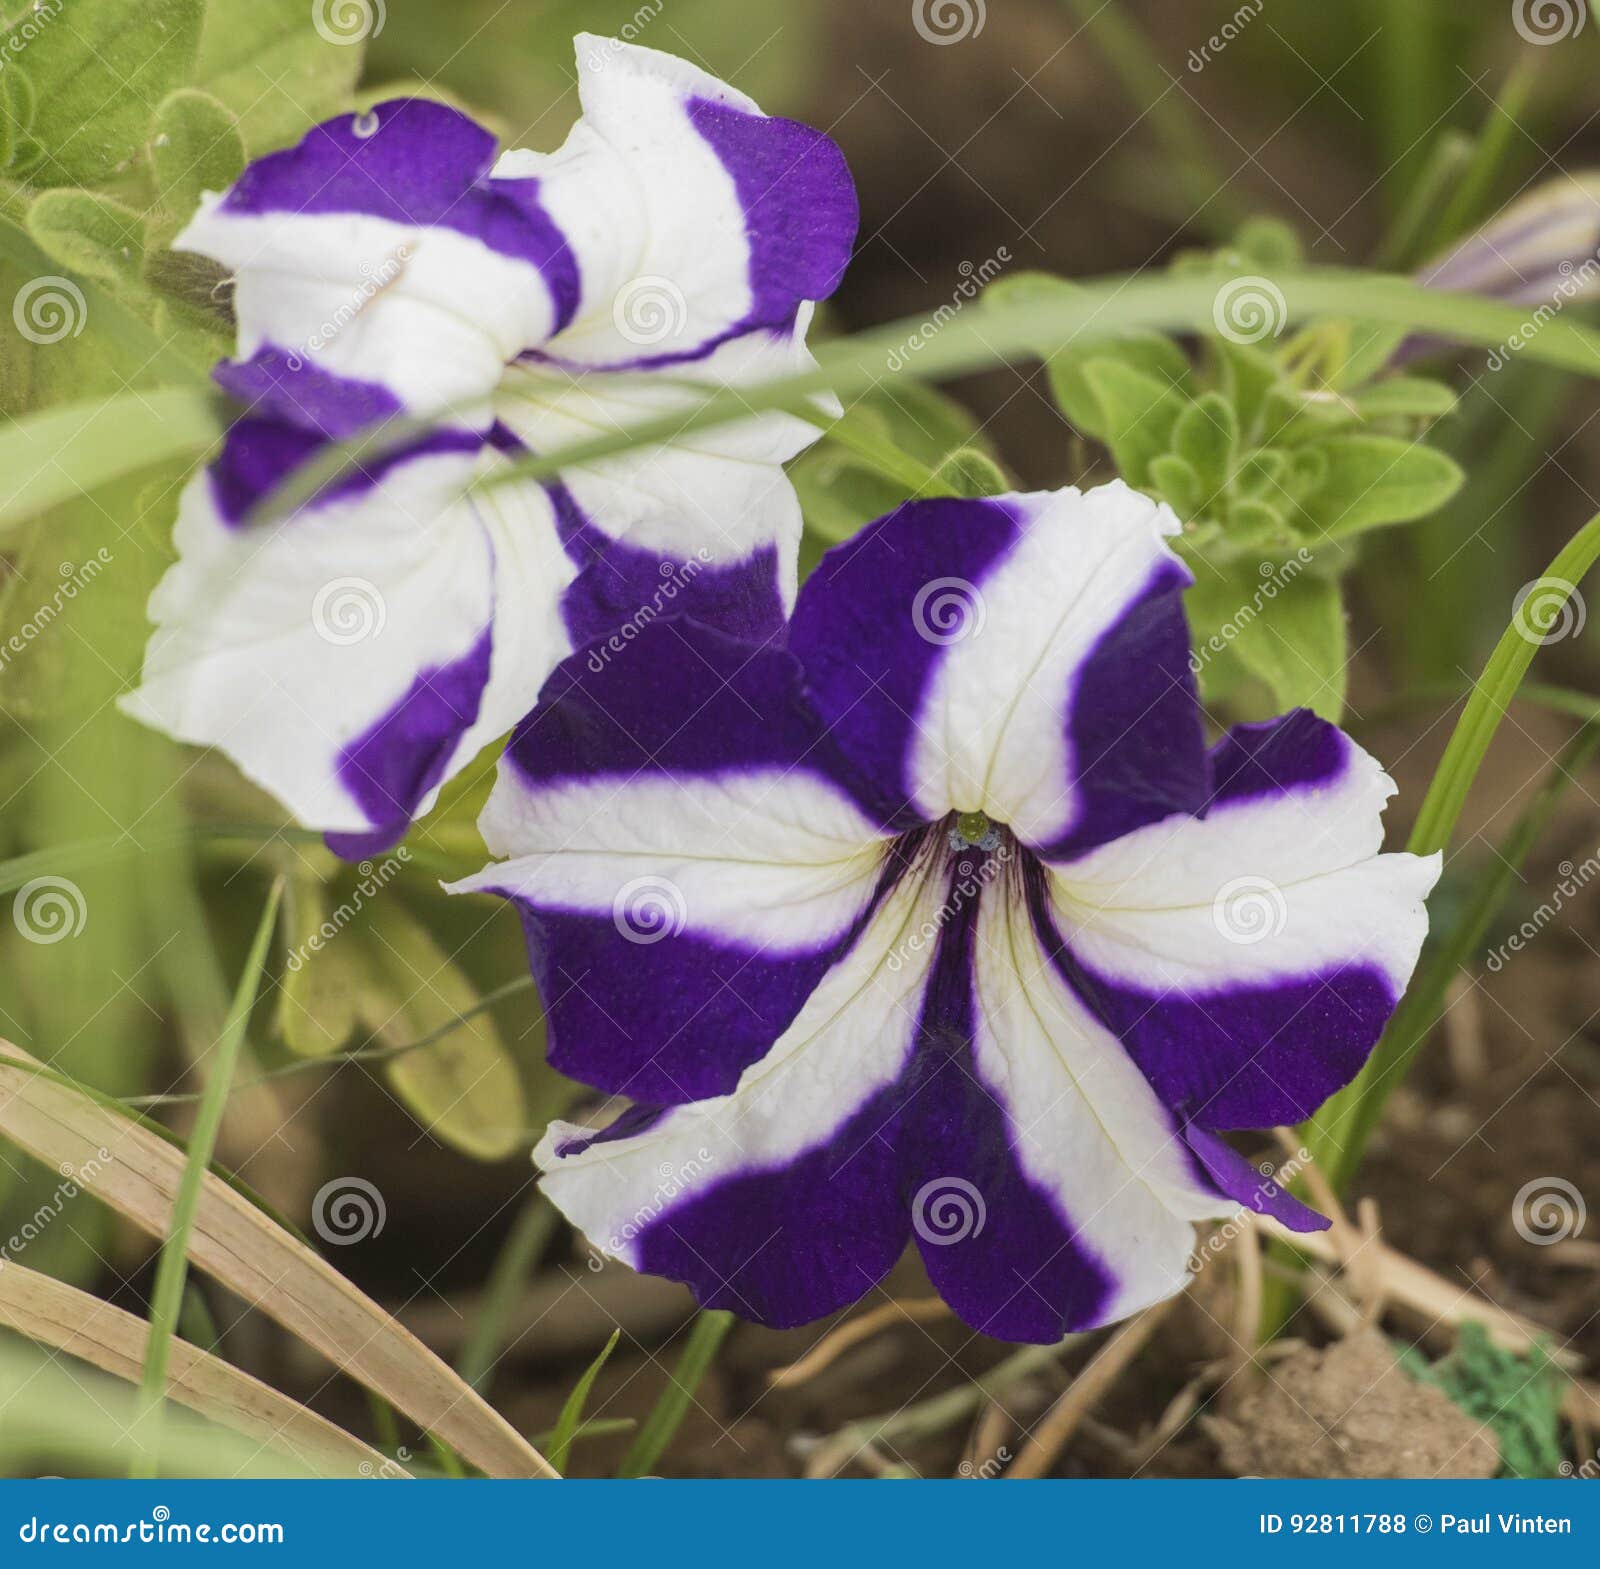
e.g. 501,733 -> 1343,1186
463,271 -> 1600,500
130,878 -> 283,1476
548,1329 -> 622,1475
1310,509 -> 1600,1190
456,1194 -> 560,1394
616,1310 -> 734,1478
0,386 -> 223,533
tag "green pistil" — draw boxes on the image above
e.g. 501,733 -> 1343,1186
954,810 -> 992,846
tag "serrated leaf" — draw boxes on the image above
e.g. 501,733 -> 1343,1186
358,905 -> 527,1161
26,188 -> 145,284
193,0 -> 364,155
1082,359 -> 1184,486
1352,376 -> 1459,420
150,88 -> 245,231
11,0 -> 203,187
1300,435 -> 1465,538
1172,392 -> 1238,506
1149,453 -> 1203,518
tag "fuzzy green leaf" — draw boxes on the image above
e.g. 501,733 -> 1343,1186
1082,358 -> 1184,486
1210,338 -> 1279,444
1352,376 -> 1459,421
1300,435 -> 1465,538
1172,391 -> 1238,506
150,88 -> 245,229
1149,453 -> 1203,518
26,188 -> 145,285
1338,320 -> 1410,387
932,445 -> 1007,498
10,0 -> 203,187
193,0 -> 364,155
276,870 -> 363,1059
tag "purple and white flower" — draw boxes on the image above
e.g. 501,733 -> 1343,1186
121,38 -> 857,854
452,482 -> 1440,1342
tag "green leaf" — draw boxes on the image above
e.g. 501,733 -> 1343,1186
275,869 -> 363,1058
0,59 -> 34,168
1210,338 -> 1279,444
932,445 -> 1007,498
358,905 -> 528,1162
1234,448 -> 1289,500
987,272 -> 1189,440
1352,376 -> 1459,421
131,878 -> 282,1476
548,1329 -> 621,1475
193,0 -> 364,155
1233,216 -> 1303,270
1312,507 -> 1600,1191
1081,358 -> 1184,486
11,0 -> 203,188
0,386 -> 222,534
617,1311 -> 734,1478
1335,320 -> 1410,387
1299,435 -> 1464,537
1172,391 -> 1238,505
26,189 -> 145,285
149,88 -> 245,230
1227,498 -> 1293,548
1148,453 -> 1202,517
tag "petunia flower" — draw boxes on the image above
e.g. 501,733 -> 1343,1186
120,38 -> 856,855
452,482 -> 1440,1342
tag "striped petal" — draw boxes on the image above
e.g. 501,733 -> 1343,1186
180,99 -> 577,426
500,36 -> 856,372
534,857 -> 944,1327
121,425 -> 573,851
790,484 -> 1209,846
1054,712 -> 1441,1128
450,620 -> 897,1104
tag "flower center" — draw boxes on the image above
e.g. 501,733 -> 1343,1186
949,809 -> 1002,852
